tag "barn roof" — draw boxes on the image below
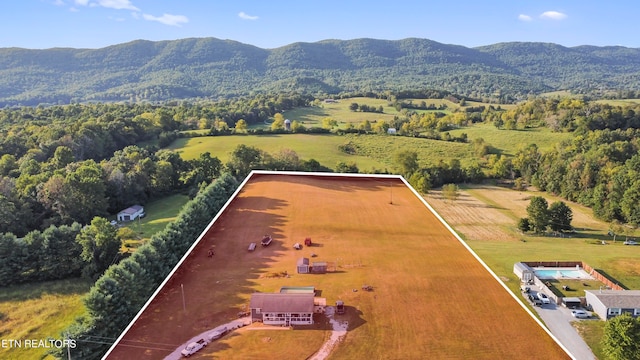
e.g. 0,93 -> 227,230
250,293 -> 314,313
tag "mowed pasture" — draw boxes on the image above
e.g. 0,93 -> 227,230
107,174 -> 569,359
446,122 -> 572,155
170,133 -> 475,169
0,279 -> 91,360
425,184 -> 640,292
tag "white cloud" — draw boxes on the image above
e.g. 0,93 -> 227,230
540,11 -> 567,20
74,0 -> 89,5
518,14 -> 532,22
96,0 -> 139,11
238,11 -> 259,20
52,0 -> 66,5
142,13 -> 189,27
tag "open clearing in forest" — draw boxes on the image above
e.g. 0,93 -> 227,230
107,173 -> 569,360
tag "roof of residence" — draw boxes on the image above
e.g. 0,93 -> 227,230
250,293 -> 314,313
118,205 -> 144,215
586,290 -> 640,309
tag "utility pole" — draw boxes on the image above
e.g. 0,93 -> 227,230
181,284 -> 186,313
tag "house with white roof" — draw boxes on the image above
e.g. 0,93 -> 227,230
117,205 -> 145,222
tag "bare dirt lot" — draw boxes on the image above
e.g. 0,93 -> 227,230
106,174 -> 570,359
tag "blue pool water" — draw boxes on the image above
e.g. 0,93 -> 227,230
534,268 -> 592,279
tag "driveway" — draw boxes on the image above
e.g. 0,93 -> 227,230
525,287 -> 596,360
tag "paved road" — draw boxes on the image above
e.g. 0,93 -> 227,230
524,288 -> 596,360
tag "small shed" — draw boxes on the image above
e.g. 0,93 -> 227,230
311,261 -> 327,274
117,205 -> 145,222
562,297 -> 582,309
297,258 -> 310,274
513,262 -> 534,283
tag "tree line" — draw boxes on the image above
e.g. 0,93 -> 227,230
49,173 -> 239,359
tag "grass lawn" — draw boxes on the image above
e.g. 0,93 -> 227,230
121,193 -> 190,246
446,122 -> 572,155
572,321 -> 606,360
0,279 -> 92,360
170,133 -> 475,172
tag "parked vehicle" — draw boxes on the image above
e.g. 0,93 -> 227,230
623,240 -> 638,245
537,292 -> 551,304
528,294 -> 542,306
181,338 -> 208,357
207,326 -> 228,341
261,234 -> 273,246
571,310 -> 590,318
336,300 -> 345,314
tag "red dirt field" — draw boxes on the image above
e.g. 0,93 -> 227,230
105,173 -> 571,359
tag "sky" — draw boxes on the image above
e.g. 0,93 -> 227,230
2,0 -> 638,50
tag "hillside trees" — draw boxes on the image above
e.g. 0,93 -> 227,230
77,217 -> 122,280
55,173 -> 239,360
0,223 -> 84,286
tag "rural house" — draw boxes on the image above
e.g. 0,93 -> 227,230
585,289 -> 640,320
249,293 -> 315,326
117,205 -> 145,222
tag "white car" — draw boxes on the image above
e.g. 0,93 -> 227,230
181,339 -> 208,357
571,310 -> 590,318
537,292 -> 550,304
623,240 -> 638,245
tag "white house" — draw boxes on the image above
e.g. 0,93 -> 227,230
585,289 -> 640,320
117,205 -> 145,222
249,293 -> 315,326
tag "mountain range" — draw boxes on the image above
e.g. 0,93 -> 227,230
1,37 -> 640,106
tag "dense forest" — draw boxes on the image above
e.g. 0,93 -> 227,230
2,37 -> 640,106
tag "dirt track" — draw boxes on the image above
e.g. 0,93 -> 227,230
106,173 -> 571,359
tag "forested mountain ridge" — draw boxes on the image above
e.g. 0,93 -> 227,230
2,37 -> 640,106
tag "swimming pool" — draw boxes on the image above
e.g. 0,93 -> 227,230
533,268 -> 593,280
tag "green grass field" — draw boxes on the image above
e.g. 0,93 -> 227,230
121,193 -> 190,248
171,133 -> 477,170
0,279 -> 91,360
446,122 -> 572,155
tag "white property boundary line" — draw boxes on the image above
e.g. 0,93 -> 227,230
103,170 -> 575,359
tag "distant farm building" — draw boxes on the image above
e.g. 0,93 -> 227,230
296,258 -> 310,274
311,261 -> 328,274
249,293 -> 315,325
585,289 -> 640,320
117,205 -> 145,222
